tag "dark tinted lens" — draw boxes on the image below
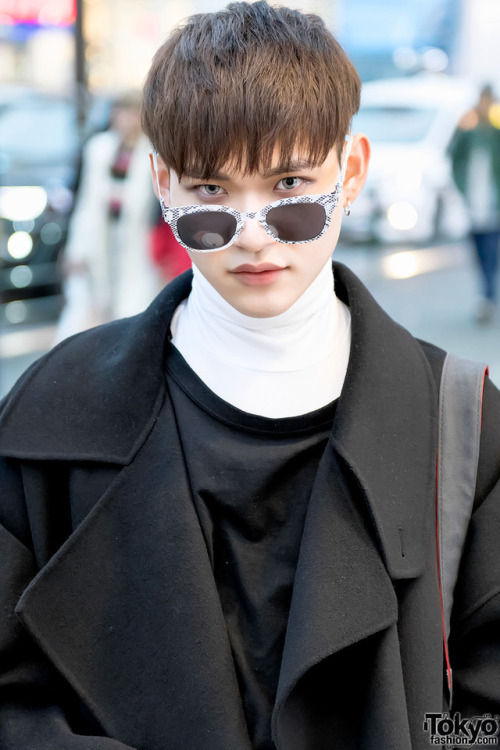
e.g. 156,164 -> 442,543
177,211 -> 237,250
266,203 -> 326,242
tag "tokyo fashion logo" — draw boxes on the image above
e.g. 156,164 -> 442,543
423,713 -> 500,746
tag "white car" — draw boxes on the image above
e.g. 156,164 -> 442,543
343,74 -> 477,244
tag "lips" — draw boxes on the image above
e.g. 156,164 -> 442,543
232,263 -> 285,273
231,263 -> 286,286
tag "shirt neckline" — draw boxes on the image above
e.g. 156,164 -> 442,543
165,343 -> 337,437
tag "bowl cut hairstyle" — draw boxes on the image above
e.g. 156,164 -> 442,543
142,1 -> 361,179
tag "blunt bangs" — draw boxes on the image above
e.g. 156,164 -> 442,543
142,1 -> 361,178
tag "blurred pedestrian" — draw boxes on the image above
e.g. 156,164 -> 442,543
449,84 -> 500,323
55,94 -> 163,342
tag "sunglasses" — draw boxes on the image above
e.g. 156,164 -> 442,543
152,137 -> 352,253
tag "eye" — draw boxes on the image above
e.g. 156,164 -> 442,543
276,176 -> 303,190
199,184 -> 223,196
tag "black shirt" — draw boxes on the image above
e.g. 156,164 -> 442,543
165,345 -> 337,750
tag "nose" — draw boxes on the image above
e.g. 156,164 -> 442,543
234,214 -> 274,254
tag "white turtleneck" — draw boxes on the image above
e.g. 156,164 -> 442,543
170,260 -> 351,418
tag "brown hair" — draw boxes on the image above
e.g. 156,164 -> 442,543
142,1 -> 360,178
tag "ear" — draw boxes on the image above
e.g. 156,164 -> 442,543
342,133 -> 370,207
149,151 -> 171,205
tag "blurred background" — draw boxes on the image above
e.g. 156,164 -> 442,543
1,0 -> 500,396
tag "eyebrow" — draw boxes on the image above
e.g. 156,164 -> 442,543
261,159 -> 316,178
181,169 -> 230,181
181,159 -> 316,181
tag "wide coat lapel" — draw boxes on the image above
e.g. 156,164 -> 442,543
15,393 -> 252,750
273,445 -> 410,750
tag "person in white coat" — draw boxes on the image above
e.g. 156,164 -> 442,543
55,95 -> 163,342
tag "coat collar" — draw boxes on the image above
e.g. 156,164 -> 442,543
0,262 -> 438,578
0,270 -> 192,464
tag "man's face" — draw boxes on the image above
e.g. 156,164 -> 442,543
167,145 -> 347,318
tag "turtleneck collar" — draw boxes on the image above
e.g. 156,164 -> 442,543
170,259 -> 351,417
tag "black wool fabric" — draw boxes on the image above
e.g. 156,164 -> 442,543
165,344 -> 337,750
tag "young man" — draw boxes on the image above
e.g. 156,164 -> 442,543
0,3 -> 499,749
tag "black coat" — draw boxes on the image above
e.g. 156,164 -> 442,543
1,263 -> 499,750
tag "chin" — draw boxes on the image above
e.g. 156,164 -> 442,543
231,295 -> 297,319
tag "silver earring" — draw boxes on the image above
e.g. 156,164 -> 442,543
344,199 -> 352,217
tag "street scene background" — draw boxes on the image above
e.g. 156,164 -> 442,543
1,0 -> 500,395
